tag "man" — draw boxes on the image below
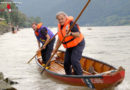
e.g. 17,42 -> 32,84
54,12 -> 85,75
32,22 -> 55,67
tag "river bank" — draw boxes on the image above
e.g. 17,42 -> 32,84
0,24 -> 10,35
0,72 -> 17,90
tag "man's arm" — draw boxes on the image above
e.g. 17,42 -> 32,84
37,40 -> 40,49
67,21 -> 80,37
68,32 -> 80,37
42,34 -> 50,49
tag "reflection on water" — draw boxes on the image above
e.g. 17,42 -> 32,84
0,26 -> 130,90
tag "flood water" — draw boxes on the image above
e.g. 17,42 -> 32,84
0,26 -> 130,90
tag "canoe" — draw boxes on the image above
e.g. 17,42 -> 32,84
35,50 -> 125,90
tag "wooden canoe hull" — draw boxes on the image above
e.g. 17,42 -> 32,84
35,50 -> 125,90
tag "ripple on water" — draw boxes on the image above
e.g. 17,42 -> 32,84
0,27 -> 130,90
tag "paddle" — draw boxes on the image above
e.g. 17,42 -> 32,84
41,0 -> 91,74
27,33 -> 58,64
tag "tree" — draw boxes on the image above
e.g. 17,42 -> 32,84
0,0 -> 41,27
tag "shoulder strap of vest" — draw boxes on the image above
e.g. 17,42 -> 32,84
37,23 -> 43,29
64,16 -> 74,26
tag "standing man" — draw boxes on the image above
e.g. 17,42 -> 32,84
32,22 -> 55,67
54,12 -> 85,75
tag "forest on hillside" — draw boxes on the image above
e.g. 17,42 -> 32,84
0,0 -> 40,27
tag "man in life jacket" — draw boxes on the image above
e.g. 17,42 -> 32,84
32,22 -> 55,67
54,12 -> 85,75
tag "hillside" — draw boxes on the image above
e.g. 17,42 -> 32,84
16,0 -> 130,26
0,0 -> 41,27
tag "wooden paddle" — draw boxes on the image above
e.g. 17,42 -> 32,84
41,0 -> 91,74
27,33 -> 58,64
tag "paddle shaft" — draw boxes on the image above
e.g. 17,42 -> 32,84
27,54 -> 37,64
41,0 -> 91,74
27,33 -> 58,64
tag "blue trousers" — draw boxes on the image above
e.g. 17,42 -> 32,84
41,38 -> 55,65
64,39 -> 85,75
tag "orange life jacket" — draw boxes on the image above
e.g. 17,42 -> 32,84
58,16 -> 84,48
37,22 -> 43,29
34,22 -> 43,36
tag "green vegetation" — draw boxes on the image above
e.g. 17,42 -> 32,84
93,15 -> 130,26
0,21 -> 10,35
0,21 -> 7,26
0,0 -> 41,27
